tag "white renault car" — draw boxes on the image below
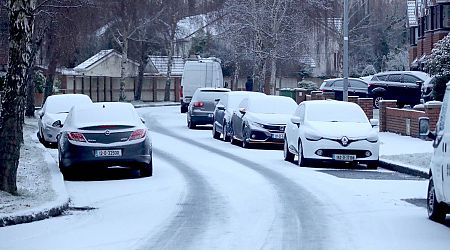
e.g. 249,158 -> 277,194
284,100 -> 379,168
37,94 -> 92,146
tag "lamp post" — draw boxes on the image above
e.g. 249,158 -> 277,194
343,0 -> 349,102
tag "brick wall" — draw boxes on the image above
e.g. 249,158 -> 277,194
409,46 -> 417,64
379,100 -> 442,138
358,98 -> 373,119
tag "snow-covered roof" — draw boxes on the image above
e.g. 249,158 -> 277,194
176,14 -> 219,40
74,49 -> 114,71
146,56 -> 185,76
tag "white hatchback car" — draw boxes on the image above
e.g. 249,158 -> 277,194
37,94 -> 92,146
284,100 -> 379,168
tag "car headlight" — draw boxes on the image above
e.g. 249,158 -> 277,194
305,130 -> 322,141
366,132 -> 378,143
248,121 -> 264,129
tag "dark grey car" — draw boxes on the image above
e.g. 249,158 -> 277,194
57,102 -> 152,177
187,87 -> 230,129
319,78 -> 368,100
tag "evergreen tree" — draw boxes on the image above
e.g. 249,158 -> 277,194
425,33 -> 450,101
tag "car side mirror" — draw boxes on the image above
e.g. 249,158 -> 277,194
369,119 -> 379,127
216,104 -> 225,111
52,120 -> 63,128
239,108 -> 246,115
416,80 -> 423,86
37,110 -> 44,119
140,117 -> 146,124
291,116 -> 301,125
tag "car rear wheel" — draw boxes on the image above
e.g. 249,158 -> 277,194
284,139 -> 294,163
427,176 -> 447,222
140,160 -> 153,177
374,96 -> 384,109
212,123 -> 220,139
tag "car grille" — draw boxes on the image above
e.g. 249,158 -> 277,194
319,149 -> 370,158
262,124 -> 285,132
83,131 -> 132,144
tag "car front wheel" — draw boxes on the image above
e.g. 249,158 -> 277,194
298,141 -> 308,167
427,176 -> 447,222
284,139 -> 294,163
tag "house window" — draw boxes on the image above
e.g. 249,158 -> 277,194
443,5 -> 450,28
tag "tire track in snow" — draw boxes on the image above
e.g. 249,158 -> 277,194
141,148 -> 225,250
150,121 -> 329,250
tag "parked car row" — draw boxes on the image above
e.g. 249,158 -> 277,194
319,71 -> 433,109
187,88 -> 380,169
37,94 -> 152,178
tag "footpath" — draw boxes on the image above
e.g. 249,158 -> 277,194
0,103 -> 434,227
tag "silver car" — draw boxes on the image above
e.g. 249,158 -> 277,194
187,87 -> 230,129
37,94 -> 92,146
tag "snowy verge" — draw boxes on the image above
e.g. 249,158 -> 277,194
0,118 -> 69,227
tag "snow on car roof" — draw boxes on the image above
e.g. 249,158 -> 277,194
304,100 -> 368,123
374,71 -> 431,80
198,87 -> 231,92
44,94 -> 92,114
69,102 -> 140,128
248,95 -> 297,114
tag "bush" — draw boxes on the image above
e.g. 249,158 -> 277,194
34,70 -> 45,93
297,80 -> 319,92
432,75 -> 450,101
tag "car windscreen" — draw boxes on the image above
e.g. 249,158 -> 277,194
195,90 -> 229,102
46,97 -> 91,113
306,104 -> 368,123
248,98 -> 296,114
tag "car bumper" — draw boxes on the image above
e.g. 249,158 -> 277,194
191,111 -> 214,125
302,138 -> 379,162
247,128 -> 285,144
60,138 -> 152,169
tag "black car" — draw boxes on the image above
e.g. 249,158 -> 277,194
57,102 -> 152,177
368,71 -> 431,108
319,78 -> 368,100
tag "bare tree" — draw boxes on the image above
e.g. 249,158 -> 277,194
0,0 -> 35,194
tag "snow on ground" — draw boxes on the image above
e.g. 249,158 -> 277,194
379,132 -> 434,155
0,118 -> 55,214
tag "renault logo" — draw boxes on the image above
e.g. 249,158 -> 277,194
341,136 -> 349,146
104,129 -> 111,136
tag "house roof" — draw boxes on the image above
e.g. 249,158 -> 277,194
74,49 -> 139,73
146,56 -> 185,76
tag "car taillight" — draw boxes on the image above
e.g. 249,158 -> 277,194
68,132 -> 86,142
368,83 -> 373,88
129,129 -> 146,141
193,101 -> 204,107
180,86 -> 183,98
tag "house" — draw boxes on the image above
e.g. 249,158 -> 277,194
59,50 -> 184,102
408,0 -> 450,70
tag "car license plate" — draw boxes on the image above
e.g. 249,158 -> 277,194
95,149 -> 122,157
272,133 -> 284,139
332,154 -> 356,161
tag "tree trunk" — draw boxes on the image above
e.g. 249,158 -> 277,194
119,34 -> 129,102
269,56 -> 277,95
25,66 -> 36,117
44,58 -> 57,102
135,41 -> 149,101
164,25 -> 176,102
0,0 -> 35,194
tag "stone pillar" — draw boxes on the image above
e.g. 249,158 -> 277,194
379,100 -> 397,132
348,96 -> 359,104
358,98 -> 374,119
425,101 -> 442,131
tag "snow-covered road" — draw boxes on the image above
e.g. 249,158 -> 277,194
1,106 -> 450,250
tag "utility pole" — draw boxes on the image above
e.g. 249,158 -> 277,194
343,0 -> 349,102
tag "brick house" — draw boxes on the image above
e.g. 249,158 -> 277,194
408,0 -> 450,70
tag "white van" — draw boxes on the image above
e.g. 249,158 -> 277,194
180,57 -> 224,113
420,86 -> 450,222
